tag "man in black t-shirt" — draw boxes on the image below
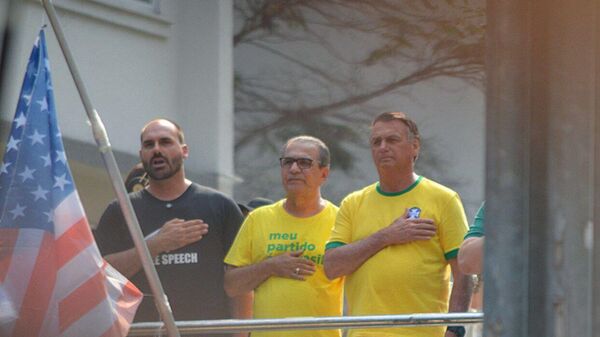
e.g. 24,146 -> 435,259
94,119 -> 245,334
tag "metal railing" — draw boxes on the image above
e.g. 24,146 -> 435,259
129,312 -> 484,336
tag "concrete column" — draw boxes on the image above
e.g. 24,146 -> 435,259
595,0 -> 600,330
484,0 -> 532,335
486,0 -> 598,336
174,0 -> 235,195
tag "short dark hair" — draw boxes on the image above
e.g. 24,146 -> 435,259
371,111 -> 420,142
281,135 -> 330,167
140,118 -> 185,144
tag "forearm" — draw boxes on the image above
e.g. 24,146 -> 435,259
324,231 -> 388,280
104,237 -> 164,278
224,262 -> 274,297
231,294 -> 252,337
104,248 -> 144,278
230,291 -> 253,319
448,259 -> 473,312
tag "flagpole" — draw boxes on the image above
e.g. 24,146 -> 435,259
40,1 -> 181,336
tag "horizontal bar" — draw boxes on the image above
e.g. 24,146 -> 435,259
129,312 -> 484,336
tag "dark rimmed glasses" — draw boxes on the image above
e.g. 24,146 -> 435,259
279,157 -> 318,170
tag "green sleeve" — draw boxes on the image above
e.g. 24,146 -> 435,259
464,202 -> 485,239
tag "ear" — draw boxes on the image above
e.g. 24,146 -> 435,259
412,138 -> 420,161
320,166 -> 330,181
182,144 -> 189,159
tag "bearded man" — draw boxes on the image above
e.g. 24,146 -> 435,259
94,119 -> 245,335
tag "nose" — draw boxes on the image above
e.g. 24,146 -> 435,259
289,161 -> 302,172
149,143 -> 163,155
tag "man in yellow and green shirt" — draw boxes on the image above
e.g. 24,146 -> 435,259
225,136 -> 343,337
324,112 -> 471,337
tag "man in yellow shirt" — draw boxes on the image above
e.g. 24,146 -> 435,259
224,136 -> 343,337
324,112 -> 472,337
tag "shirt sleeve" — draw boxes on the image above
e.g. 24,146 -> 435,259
439,193 -> 469,259
224,214 -> 255,267
94,201 -> 132,256
326,194 -> 355,249
465,202 -> 485,239
220,196 -> 245,254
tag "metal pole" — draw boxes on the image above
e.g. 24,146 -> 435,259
129,313 -> 484,336
40,1 -> 180,336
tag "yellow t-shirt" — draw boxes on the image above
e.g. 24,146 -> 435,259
225,200 -> 343,337
327,177 -> 468,337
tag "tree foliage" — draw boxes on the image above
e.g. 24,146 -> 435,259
233,0 -> 484,173
234,0 -> 485,200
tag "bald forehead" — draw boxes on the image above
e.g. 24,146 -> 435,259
140,120 -> 181,143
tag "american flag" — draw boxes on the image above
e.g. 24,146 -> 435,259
0,29 -> 141,337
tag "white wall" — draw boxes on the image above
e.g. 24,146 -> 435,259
1,0 -> 236,195
174,0 -> 237,193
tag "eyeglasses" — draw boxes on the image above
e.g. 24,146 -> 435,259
279,157 -> 318,170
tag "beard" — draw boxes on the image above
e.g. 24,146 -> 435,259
142,153 -> 183,181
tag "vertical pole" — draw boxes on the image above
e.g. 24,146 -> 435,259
484,0 -> 531,336
593,0 -> 600,332
487,1 -> 598,336
40,1 -> 180,336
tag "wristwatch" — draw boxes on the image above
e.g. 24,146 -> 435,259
447,326 -> 466,337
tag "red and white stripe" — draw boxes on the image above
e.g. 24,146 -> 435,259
0,192 -> 141,337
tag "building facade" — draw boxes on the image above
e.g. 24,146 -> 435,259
1,0 -> 237,226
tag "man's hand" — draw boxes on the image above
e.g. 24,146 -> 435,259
324,209 -> 437,280
224,250 -> 316,297
265,250 -> 316,280
104,218 -> 208,278
151,218 -> 209,253
377,209 -> 436,246
445,329 -> 458,337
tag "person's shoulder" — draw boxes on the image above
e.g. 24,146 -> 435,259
340,182 -> 378,204
323,199 -> 339,212
103,189 -> 147,214
478,201 -> 486,214
418,176 -> 459,197
248,199 -> 284,217
243,200 -> 284,229
320,200 -> 340,220
188,182 -> 219,194
188,183 -> 234,201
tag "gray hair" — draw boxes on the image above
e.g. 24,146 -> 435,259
281,135 -> 330,167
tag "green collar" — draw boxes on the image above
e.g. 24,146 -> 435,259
376,176 -> 423,196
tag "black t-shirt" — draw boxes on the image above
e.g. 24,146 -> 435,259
94,183 -> 243,327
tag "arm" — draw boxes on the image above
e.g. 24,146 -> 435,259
458,237 -> 484,275
104,235 -> 165,278
229,292 -> 254,337
230,292 -> 253,319
324,214 -> 436,280
221,197 -> 250,337
458,202 -> 485,275
444,258 -> 473,337
224,250 -> 316,297
323,230 -> 390,280
447,258 -> 473,312
105,218 -> 208,278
